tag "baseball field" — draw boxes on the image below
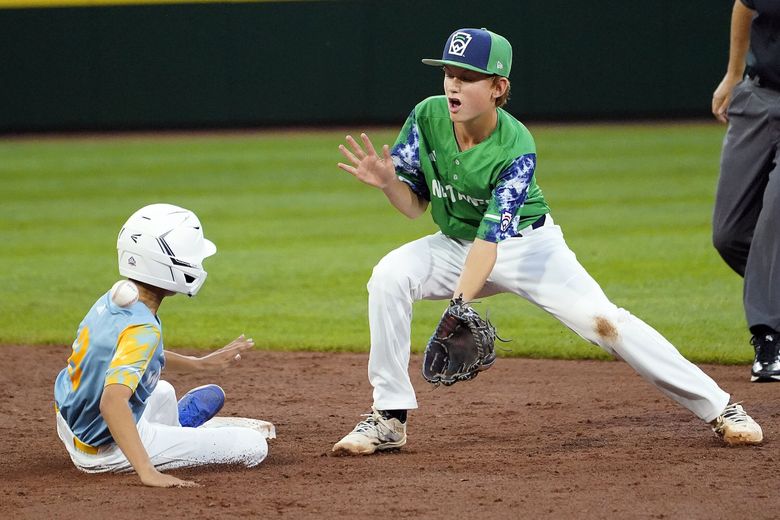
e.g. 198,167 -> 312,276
1,123 -> 777,518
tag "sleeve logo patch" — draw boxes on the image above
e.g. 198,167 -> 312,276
500,211 -> 513,232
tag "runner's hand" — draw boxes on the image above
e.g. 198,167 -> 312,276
139,469 -> 200,488
198,334 -> 255,370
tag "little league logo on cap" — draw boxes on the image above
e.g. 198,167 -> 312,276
448,32 -> 473,57
422,27 -> 512,77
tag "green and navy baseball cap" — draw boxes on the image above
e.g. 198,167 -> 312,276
422,28 -> 512,77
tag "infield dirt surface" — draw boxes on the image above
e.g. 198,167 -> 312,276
2,345 -> 778,519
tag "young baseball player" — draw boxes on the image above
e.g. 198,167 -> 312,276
333,28 -> 763,455
54,203 -> 273,488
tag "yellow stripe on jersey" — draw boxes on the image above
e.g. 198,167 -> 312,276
105,324 -> 160,391
67,326 -> 90,391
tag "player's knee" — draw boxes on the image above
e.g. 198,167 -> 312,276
712,227 -> 750,275
584,308 -> 627,353
712,223 -> 742,257
155,380 -> 176,401
594,315 -> 619,344
245,432 -> 269,467
711,227 -> 730,256
232,429 -> 268,467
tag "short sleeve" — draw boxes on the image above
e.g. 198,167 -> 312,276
476,153 -> 537,242
391,109 -> 430,200
104,324 -> 161,392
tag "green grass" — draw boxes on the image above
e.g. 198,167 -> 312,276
0,123 -> 750,363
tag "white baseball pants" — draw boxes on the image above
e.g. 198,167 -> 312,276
367,217 -> 730,422
56,380 -> 268,473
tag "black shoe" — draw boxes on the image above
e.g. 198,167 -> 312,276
750,333 -> 780,382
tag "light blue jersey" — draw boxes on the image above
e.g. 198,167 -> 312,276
54,290 -> 165,447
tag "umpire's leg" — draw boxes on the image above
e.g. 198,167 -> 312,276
713,78 -> 780,331
744,143 -> 780,331
712,79 -> 774,277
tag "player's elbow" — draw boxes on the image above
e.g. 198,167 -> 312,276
99,384 -> 132,415
401,207 -> 425,219
402,199 -> 428,219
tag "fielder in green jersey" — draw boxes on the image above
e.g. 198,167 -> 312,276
393,94 -> 548,242
333,27 -> 763,455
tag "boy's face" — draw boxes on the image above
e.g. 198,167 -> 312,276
442,65 -> 501,123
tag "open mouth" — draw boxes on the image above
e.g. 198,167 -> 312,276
448,97 -> 462,111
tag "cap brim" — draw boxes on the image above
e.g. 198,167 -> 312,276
421,58 -> 492,75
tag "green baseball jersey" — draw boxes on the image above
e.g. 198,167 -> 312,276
391,95 -> 549,242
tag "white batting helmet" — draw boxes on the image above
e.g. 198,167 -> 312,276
117,203 -> 217,297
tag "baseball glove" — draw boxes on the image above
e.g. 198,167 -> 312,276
421,296 -> 498,386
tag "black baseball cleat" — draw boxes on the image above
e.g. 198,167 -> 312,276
750,333 -> 780,382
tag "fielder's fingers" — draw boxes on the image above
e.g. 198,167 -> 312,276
338,144 -> 360,165
345,135 -> 367,159
337,162 -> 358,176
360,133 -> 377,156
382,144 -> 392,161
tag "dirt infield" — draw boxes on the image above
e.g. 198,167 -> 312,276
1,345 -> 778,519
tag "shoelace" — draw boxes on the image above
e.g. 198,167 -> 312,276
353,413 -> 382,434
721,403 -> 750,425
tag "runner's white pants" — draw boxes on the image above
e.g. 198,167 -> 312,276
56,380 -> 268,473
367,218 -> 730,422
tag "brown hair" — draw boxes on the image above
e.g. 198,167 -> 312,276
493,76 -> 511,108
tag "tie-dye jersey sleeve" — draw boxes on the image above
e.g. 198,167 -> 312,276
390,110 -> 431,200
104,324 -> 161,391
476,153 -> 537,243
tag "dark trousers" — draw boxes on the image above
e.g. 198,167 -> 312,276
712,77 -> 780,332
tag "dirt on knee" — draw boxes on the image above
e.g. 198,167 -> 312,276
594,316 -> 618,343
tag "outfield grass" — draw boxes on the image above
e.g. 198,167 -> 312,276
0,123 -> 750,363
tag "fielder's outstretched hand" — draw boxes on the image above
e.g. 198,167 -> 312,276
338,133 -> 396,189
